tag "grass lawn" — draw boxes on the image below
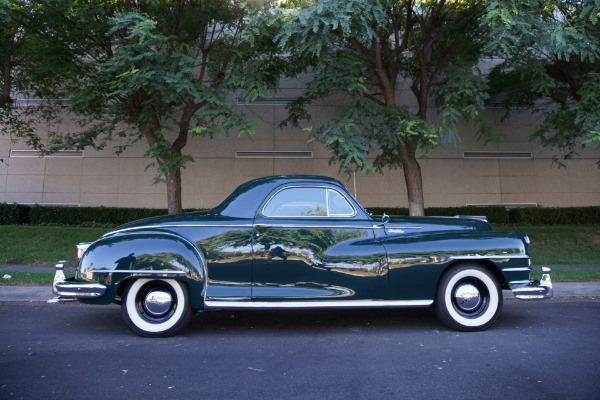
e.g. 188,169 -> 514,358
1,271 -> 55,286
0,225 -> 109,266
495,224 -> 600,265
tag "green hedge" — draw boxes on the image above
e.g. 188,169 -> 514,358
367,206 -> 600,225
28,205 -> 173,226
0,204 -> 188,226
367,206 -> 509,224
0,203 -> 30,225
507,206 -> 600,225
1,203 -> 599,226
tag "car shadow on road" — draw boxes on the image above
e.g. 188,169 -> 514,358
48,300 -> 548,338
186,307 -> 443,335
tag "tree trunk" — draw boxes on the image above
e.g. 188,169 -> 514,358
142,119 -> 185,216
165,168 -> 182,215
1,62 -> 12,104
402,141 -> 425,216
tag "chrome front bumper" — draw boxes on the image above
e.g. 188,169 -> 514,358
48,261 -> 106,303
509,267 -> 553,300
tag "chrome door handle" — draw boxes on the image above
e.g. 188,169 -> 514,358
255,224 -> 273,229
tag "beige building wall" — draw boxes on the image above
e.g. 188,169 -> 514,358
1,85 -> 599,209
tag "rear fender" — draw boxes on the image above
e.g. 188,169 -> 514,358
78,231 -> 206,308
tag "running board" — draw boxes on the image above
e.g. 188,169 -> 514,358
204,299 -> 433,309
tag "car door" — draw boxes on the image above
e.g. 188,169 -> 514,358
252,185 -> 388,302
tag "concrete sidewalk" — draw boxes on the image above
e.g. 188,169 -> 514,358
0,282 -> 599,303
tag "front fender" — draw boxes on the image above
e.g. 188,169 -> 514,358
78,231 -> 205,308
384,231 -> 530,300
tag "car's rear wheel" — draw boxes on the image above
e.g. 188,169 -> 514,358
121,279 -> 192,337
435,264 -> 502,331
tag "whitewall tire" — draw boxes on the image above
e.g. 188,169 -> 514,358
122,279 -> 192,337
435,265 -> 503,331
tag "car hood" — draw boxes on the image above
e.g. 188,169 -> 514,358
381,216 -> 494,236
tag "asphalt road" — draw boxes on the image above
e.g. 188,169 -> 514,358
1,299 -> 599,400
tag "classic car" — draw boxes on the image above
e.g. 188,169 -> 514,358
51,175 -> 552,337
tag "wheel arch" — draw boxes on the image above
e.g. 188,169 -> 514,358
438,259 -> 508,294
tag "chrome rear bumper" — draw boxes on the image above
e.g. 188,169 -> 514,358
48,261 -> 106,303
509,267 -> 553,300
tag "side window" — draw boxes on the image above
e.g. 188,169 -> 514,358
263,187 -> 355,217
327,189 -> 354,216
263,187 -> 327,217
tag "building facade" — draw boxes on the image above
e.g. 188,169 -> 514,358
1,81 -> 599,210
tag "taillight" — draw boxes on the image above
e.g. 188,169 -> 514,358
76,243 -> 91,260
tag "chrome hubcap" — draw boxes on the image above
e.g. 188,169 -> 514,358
453,283 -> 481,312
144,289 -> 173,317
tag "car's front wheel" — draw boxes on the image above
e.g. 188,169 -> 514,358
435,265 -> 502,331
121,279 -> 192,337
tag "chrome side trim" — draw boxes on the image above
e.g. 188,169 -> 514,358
374,226 -> 423,229
92,270 -> 187,275
204,299 -> 433,309
256,224 -> 374,230
108,224 -> 253,235
502,267 -> 531,272
449,254 -> 529,260
110,223 -> 378,233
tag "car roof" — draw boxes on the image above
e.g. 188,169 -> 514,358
213,175 -> 350,218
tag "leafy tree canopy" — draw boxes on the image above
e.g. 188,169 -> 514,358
486,0 -> 600,165
1,0 -> 281,214
251,0 -> 492,215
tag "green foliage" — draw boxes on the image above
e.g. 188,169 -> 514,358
508,207 -> 600,225
1,0 -> 280,213
0,203 -> 30,224
4,203 -> 598,227
0,203 -> 205,227
495,224 -> 600,266
367,206 -> 508,225
486,0 -> 600,165
0,225 -> 109,265
28,205 -> 166,226
367,206 -> 600,225
308,98 -> 438,174
1,271 -> 56,285
255,0 -> 493,215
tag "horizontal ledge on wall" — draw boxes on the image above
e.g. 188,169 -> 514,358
463,151 -> 533,159
14,99 -> 72,107
10,150 -> 84,158
466,203 -> 538,208
18,203 -> 81,207
237,98 -> 294,106
235,151 -> 313,159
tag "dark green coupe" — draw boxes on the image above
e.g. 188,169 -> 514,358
51,175 -> 552,337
